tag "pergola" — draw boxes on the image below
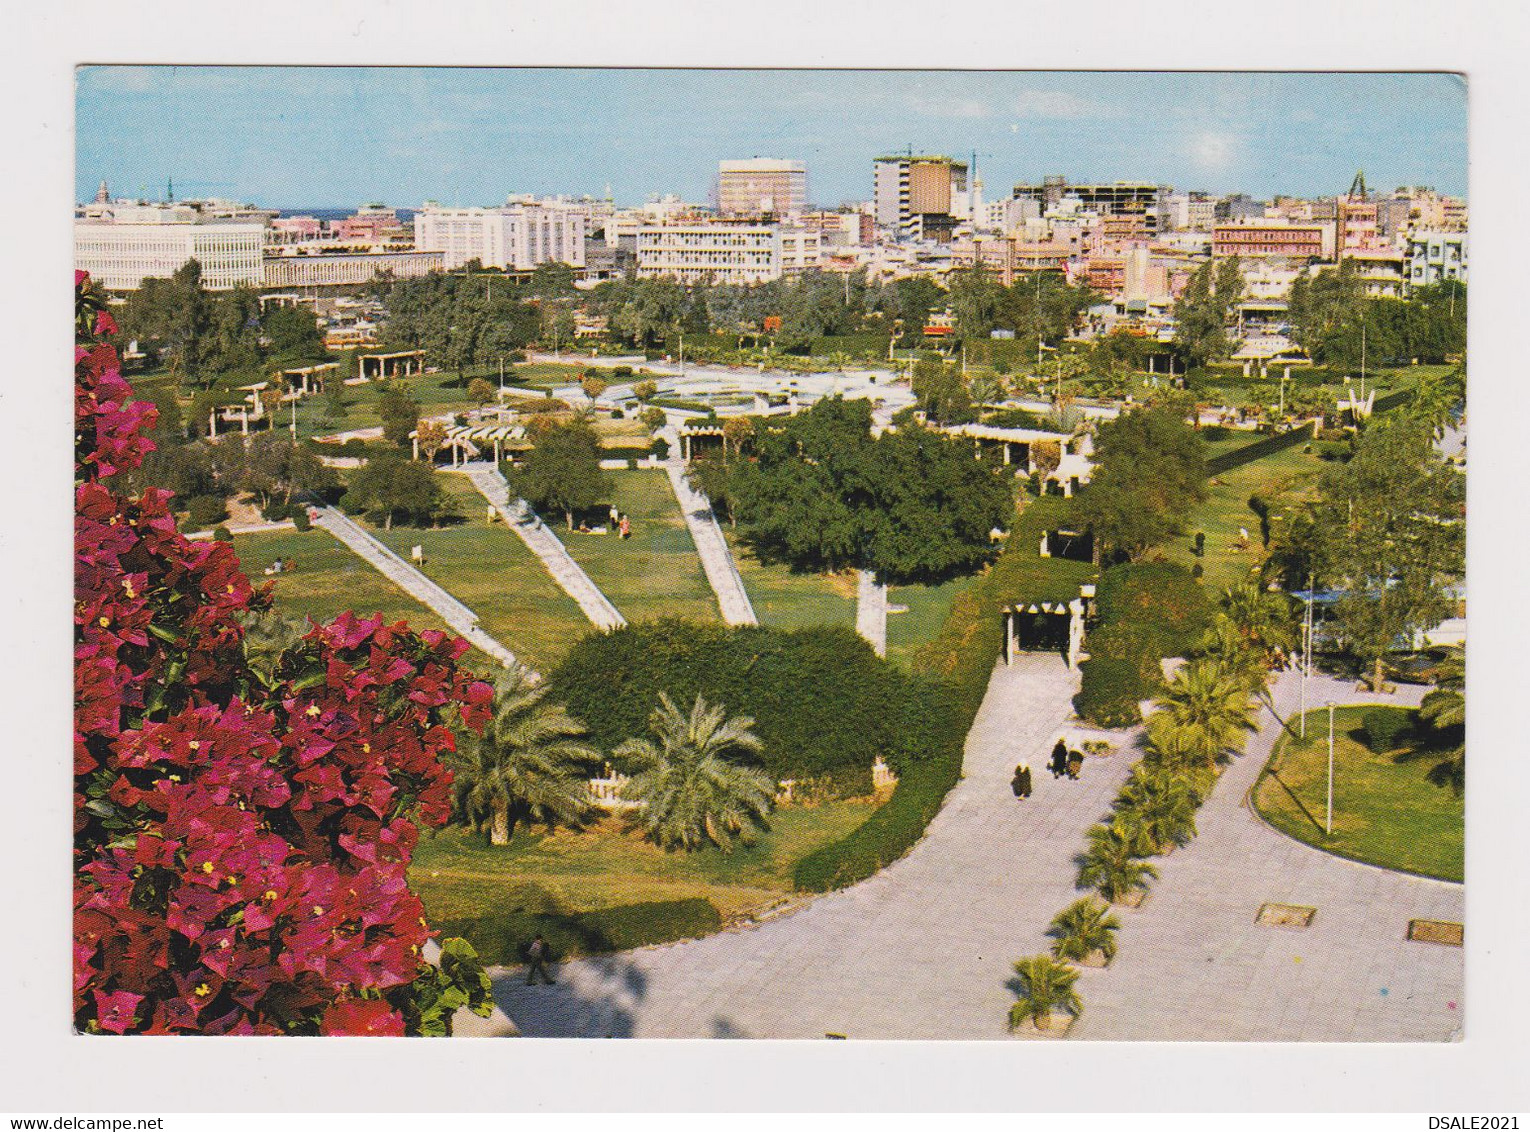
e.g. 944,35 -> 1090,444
1001,587 -> 1093,672
679,424 -> 727,461
938,422 -> 1071,476
411,422 -> 529,466
279,362 -> 337,396
357,349 -> 425,381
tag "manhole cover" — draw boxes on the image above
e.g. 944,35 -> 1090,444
1256,902 -> 1316,929
1407,919 -> 1464,946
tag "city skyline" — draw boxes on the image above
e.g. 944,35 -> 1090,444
76,68 -> 1468,210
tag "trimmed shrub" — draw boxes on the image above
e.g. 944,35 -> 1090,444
292,507 -> 312,532
437,897 -> 723,965
184,493 -> 228,529
212,525 -> 233,542
1073,655 -> 1145,728
547,621 -> 907,783
1361,707 -> 1413,753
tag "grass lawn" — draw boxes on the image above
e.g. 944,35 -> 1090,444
412,801 -> 877,963
359,474 -> 592,673
1160,444 -> 1326,592
1252,705 -> 1463,882
231,527 -> 453,638
887,575 -> 981,669
557,469 -> 722,626
722,529 -> 858,633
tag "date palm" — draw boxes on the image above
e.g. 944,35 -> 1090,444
1417,646 -> 1465,794
1146,657 -> 1258,769
1115,763 -> 1202,852
616,692 -> 775,852
1220,581 -> 1297,667
445,663 -> 598,846
1048,898 -> 1121,966
1075,822 -> 1159,905
1008,954 -> 1083,1032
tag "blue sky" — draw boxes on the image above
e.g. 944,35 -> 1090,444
76,68 -> 1467,209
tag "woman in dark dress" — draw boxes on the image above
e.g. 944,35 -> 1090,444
1049,740 -> 1069,778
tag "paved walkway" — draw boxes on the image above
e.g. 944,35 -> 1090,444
490,655 -> 1117,1038
662,460 -> 757,626
460,464 -> 626,631
311,507 -> 517,667
855,569 -> 887,657
1074,670 -> 1463,1041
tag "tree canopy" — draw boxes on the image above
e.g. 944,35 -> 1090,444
509,418 -> 612,530
1077,406 -> 1208,562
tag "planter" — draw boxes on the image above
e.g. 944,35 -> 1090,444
1111,887 -> 1149,909
1068,949 -> 1111,969
1012,1012 -> 1077,1038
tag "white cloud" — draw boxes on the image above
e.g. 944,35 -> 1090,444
908,94 -> 992,119
1189,131 -> 1238,169
1009,90 -> 1105,120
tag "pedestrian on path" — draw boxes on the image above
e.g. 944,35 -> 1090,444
524,934 -> 556,985
1011,763 -> 1032,799
1066,750 -> 1084,780
1049,740 -> 1069,779
619,515 -> 632,539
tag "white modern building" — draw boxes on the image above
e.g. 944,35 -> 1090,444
74,219 -> 266,291
1405,230 -> 1468,288
413,203 -> 586,271
261,249 -> 445,288
636,223 -> 820,285
717,159 -> 807,219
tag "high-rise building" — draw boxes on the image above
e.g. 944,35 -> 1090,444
717,159 -> 807,219
873,155 -> 969,242
413,203 -> 586,271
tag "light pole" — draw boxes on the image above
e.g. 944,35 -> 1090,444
1300,575 -> 1314,738
1325,700 -> 1336,837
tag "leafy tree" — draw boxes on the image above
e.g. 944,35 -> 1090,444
615,692 -> 776,852
527,261 -> 579,299
911,356 -> 975,425
633,379 -> 659,402
322,379 -> 348,423
1145,658 -> 1257,769
445,663 -> 599,845
377,381 -> 422,447
641,406 -> 668,433
1297,415 -> 1464,690
947,263 -> 1005,340
1008,955 -> 1083,1032
1287,260 -> 1367,369
341,451 -> 444,529
415,420 -> 448,463
1077,406 -> 1208,562
263,303 -> 325,364
721,415 -> 755,457
1173,258 -> 1239,370
510,418 -> 612,530
685,451 -> 736,525
967,370 -> 1004,408
1047,898 -> 1121,965
580,373 -> 609,403
1075,822 -> 1159,905
467,377 -> 497,409
240,432 -> 337,510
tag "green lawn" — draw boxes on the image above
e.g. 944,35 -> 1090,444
557,469 -> 723,626
412,801 -> 877,963
1160,445 -> 1326,592
359,475 -> 592,672
887,576 -> 981,669
231,527 -> 453,638
722,529 -> 859,633
1252,705 -> 1463,882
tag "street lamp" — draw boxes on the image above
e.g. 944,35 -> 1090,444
1325,700 -> 1336,837
1300,575 -> 1314,738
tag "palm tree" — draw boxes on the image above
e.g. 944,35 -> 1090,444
1220,581 -> 1297,668
1114,763 -> 1202,853
1075,822 -> 1159,905
445,663 -> 598,846
1417,646 -> 1465,794
1048,898 -> 1121,966
615,692 -> 775,852
1008,954 -> 1083,1033
1196,612 -> 1270,698
1146,658 -> 1258,769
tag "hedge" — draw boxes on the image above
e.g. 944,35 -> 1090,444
547,621 -> 911,782
1075,562 -> 1213,726
1205,422 -> 1316,476
437,897 -> 722,965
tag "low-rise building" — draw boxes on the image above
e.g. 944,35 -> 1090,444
413,202 -> 586,271
636,222 -> 819,284
262,249 -> 445,288
1212,221 -> 1333,261
1405,230 -> 1468,287
75,219 -> 266,290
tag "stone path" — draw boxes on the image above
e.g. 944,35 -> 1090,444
490,655 -> 1112,1038
311,507 -> 517,668
460,464 -> 626,631
855,569 -> 888,657
1074,670 -> 1463,1042
662,460 -> 757,626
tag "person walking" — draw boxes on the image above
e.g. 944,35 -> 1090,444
1011,762 -> 1032,799
1049,740 -> 1068,779
524,934 -> 556,986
